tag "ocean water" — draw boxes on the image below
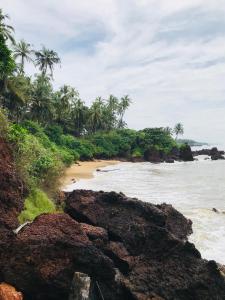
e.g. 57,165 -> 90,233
64,151 -> 225,264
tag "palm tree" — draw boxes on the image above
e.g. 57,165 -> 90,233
0,9 -> 15,44
88,97 -> 104,133
118,95 -> 131,128
71,98 -> 87,136
13,40 -> 33,74
174,123 -> 184,140
35,47 -> 60,78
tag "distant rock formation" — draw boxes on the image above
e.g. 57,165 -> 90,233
192,147 -> 225,160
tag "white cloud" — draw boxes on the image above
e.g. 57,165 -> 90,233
1,0 -> 225,144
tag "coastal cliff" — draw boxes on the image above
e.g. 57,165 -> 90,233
1,139 -> 225,300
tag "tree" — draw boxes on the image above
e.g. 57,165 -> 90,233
30,74 -> 54,124
174,123 -> 184,140
0,9 -> 15,44
88,97 -> 104,133
118,95 -> 131,128
71,98 -> 87,136
13,40 -> 33,74
35,47 -> 60,78
0,34 -> 15,81
1,75 -> 31,122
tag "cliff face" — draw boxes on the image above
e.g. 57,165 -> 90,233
0,138 -> 27,284
0,140 -> 225,300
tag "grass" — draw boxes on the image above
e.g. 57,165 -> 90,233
18,188 -> 56,223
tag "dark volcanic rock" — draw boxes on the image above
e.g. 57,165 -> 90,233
179,144 -> 194,161
2,214 -> 115,300
64,190 -> 225,300
211,147 -> 225,160
144,146 -> 164,163
192,147 -> 225,160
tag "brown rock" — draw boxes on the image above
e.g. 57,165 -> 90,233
0,283 -> 23,300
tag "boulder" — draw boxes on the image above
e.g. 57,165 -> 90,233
179,144 -> 194,161
64,190 -> 225,300
211,147 -> 225,160
144,146 -> 164,163
0,283 -> 23,300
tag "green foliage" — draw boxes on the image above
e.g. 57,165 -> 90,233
0,34 -> 15,79
18,188 -> 56,223
8,123 -> 64,189
0,108 -> 9,137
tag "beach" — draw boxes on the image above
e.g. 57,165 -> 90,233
60,160 -> 120,188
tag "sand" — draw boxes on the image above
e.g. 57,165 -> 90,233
60,160 -> 120,188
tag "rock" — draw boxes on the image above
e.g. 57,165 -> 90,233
165,158 -> 174,163
211,147 -> 225,160
192,147 -> 225,160
64,190 -> 225,300
0,283 -> 23,300
0,138 -> 28,282
144,146 -> 164,163
130,156 -> 145,163
0,138 -> 27,232
179,144 -> 194,161
2,214 -> 115,300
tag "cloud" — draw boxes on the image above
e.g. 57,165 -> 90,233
1,0 -> 225,144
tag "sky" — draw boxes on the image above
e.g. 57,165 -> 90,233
1,0 -> 225,144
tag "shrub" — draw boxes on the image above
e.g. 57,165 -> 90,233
0,108 -> 9,137
18,188 -> 56,223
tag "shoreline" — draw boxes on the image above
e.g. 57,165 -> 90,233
60,159 -> 121,189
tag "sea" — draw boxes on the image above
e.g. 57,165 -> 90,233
64,145 -> 225,265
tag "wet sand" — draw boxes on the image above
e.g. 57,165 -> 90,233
60,160 -> 120,188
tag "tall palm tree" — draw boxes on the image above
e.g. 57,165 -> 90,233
13,40 -> 33,74
71,98 -> 87,136
35,47 -> 60,78
174,123 -> 184,140
0,9 -> 15,44
118,95 -> 131,128
88,97 -> 104,133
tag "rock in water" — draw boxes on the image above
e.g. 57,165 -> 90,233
179,144 -> 194,161
0,283 -> 23,300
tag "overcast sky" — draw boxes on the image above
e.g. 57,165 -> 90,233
2,0 -> 225,144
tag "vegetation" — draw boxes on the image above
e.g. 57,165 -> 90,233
174,123 -> 184,140
18,188 -> 56,223
0,8 -> 184,223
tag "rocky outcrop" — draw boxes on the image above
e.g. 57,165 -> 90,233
192,147 -> 225,160
179,144 -> 194,161
1,190 -> 225,299
0,138 -> 27,232
144,146 -> 164,163
63,190 -> 225,300
0,138 -> 27,282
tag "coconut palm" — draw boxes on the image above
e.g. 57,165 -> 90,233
174,123 -> 184,140
88,97 -> 104,133
118,95 -> 131,128
0,9 -> 15,44
13,40 -> 33,74
35,47 -> 60,78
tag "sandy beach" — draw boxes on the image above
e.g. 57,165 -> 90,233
60,160 -> 120,188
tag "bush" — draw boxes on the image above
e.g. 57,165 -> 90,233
18,188 -> 56,223
0,108 -> 9,137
